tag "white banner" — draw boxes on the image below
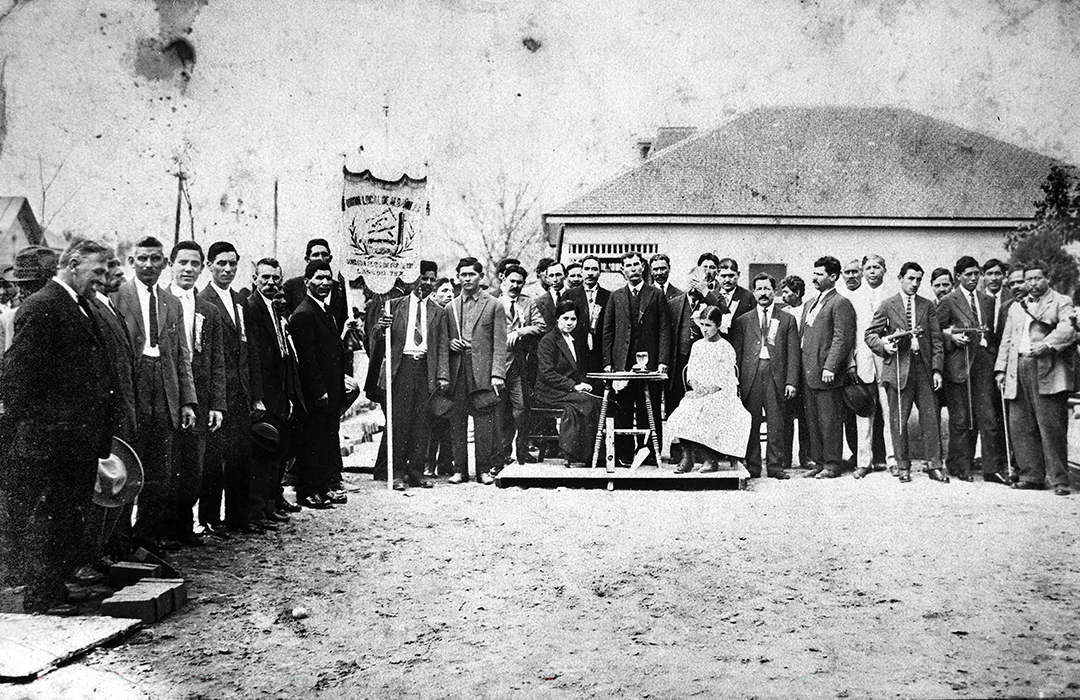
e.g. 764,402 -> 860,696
341,168 -> 428,294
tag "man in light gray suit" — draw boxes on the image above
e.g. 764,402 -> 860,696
111,236 -> 196,553
448,257 -> 507,484
995,260 -> 1076,495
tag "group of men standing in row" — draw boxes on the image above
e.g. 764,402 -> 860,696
1,236 -> 360,614
371,249 -> 1077,498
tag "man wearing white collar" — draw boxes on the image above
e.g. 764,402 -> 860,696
168,241 -> 227,543
198,241 -> 265,534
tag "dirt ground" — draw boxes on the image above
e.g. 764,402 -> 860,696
10,435 -> 1080,699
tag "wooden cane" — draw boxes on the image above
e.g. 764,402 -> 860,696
384,298 -> 394,491
1001,387 -> 1015,483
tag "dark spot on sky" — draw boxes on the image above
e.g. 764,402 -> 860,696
522,37 -> 541,53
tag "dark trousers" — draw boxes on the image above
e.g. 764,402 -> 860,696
427,414 -> 455,474
171,426 -> 206,537
498,364 -> 529,464
201,404 -> 253,527
783,391 -> 810,469
744,359 -> 784,476
885,358 -> 941,469
450,355 -> 498,478
133,357 -> 175,543
2,424 -> 97,611
945,347 -> 1006,478
1010,357 -> 1069,488
804,384 -> 844,470
614,380 -> 664,464
294,403 -> 342,498
391,356 -> 433,482
250,412 -> 294,519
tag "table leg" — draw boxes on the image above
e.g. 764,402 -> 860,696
643,383 -> 662,465
591,384 -> 611,468
606,416 -> 616,473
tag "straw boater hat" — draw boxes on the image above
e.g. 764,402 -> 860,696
93,437 -> 144,508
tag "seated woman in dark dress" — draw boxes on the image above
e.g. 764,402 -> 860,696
535,300 -> 600,467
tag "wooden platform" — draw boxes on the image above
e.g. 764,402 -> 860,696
0,613 -> 140,680
495,461 -> 750,490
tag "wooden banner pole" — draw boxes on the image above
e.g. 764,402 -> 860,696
384,298 -> 394,491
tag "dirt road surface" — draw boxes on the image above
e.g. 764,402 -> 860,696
35,445 -> 1080,699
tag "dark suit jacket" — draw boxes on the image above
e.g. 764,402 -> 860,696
564,285 -> 608,371
89,295 -> 138,442
800,288 -> 856,391
284,273 -> 348,330
658,282 -> 683,301
602,283 -> 672,371
290,295 -> 345,409
865,294 -> 944,390
376,294 -> 450,394
936,288 -> 998,384
111,280 -> 197,429
187,298 -> 228,433
535,329 -> 588,407
361,283 -> 408,404
449,290 -> 507,389
246,292 -> 304,421
719,286 -> 756,326
534,289 -> 560,330
2,281 -> 115,459
730,305 -> 801,398
198,285 -> 262,413
669,289 -> 722,361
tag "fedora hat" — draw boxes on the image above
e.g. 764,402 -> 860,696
842,382 -> 876,418
93,437 -> 144,508
429,392 -> 455,417
4,246 -> 60,283
251,421 -> 280,453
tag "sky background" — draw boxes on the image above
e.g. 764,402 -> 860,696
0,0 -> 1077,275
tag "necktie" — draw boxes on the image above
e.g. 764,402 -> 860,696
148,284 -> 159,348
761,309 -> 769,342
906,295 -> 914,330
272,306 -> 286,356
969,291 -> 981,326
510,298 -> 518,324
413,298 -> 424,346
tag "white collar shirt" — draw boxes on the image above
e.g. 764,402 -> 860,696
134,280 -> 161,357
55,278 -> 85,316
563,332 -> 578,363
211,283 -> 235,324
170,283 -> 196,353
403,293 -> 428,357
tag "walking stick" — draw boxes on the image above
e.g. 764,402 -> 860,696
963,345 -> 974,430
384,298 -> 394,492
1000,387 -> 1015,483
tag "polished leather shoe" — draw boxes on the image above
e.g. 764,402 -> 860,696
447,473 -> 465,484
983,473 -> 1010,485
872,462 -> 888,472
392,479 -> 408,491
1054,487 -> 1071,496
480,472 -> 496,485
422,467 -> 435,477
201,522 -> 232,539
1012,481 -> 1045,490
898,471 -> 912,483
409,478 -> 434,489
265,510 -> 289,523
252,519 -> 279,531
767,470 -> 790,480
852,467 -> 872,479
955,473 -> 974,482
228,523 -> 258,535
815,469 -> 839,479
298,494 -> 333,509
158,537 -> 183,551
927,468 -> 950,483
324,491 -> 348,505
276,499 -> 302,514
178,532 -> 205,547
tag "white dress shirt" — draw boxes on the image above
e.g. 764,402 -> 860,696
171,283 -> 196,353
134,280 -> 161,357
403,293 -> 428,357
211,283 -> 236,325
563,332 -> 578,363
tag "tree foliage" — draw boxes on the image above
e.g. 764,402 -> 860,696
1007,165 -> 1080,299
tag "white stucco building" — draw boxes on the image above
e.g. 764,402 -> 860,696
543,106 -> 1060,290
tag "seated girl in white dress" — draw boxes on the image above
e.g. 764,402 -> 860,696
666,305 -> 753,472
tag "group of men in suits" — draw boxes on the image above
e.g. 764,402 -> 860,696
0,235 -> 367,613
